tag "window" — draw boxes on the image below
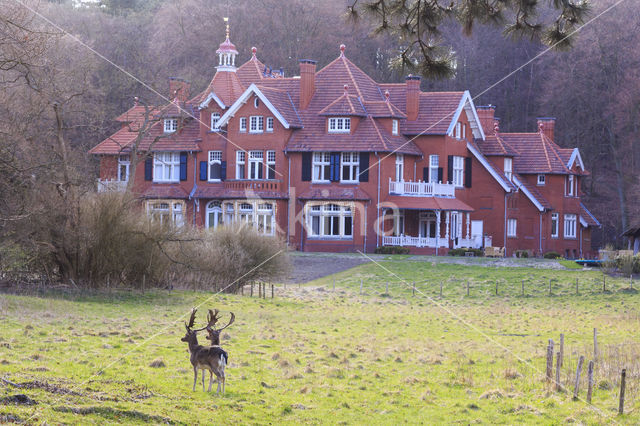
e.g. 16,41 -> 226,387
392,211 -> 404,236
147,201 -> 184,227
254,97 -> 260,108
239,202 -> 254,226
224,203 -> 234,224
395,154 -> 404,182
507,218 -> 517,237
504,157 -> 513,181
538,174 -> 546,185
239,117 -> 247,132
266,150 -> 276,180
256,203 -> 274,235
266,117 -> 274,132
210,112 -> 220,131
117,155 -> 130,182
164,119 -> 178,133
249,150 -> 263,179
564,214 -> 577,238
453,156 -> 464,187
208,151 -> 222,181
567,175 -> 575,196
236,151 -> 245,179
341,152 -> 359,183
153,152 -> 180,182
206,201 -> 223,230
428,155 -> 439,183
307,203 -> 353,238
312,152 -> 330,182
462,123 -> 466,140
551,213 -> 559,238
249,116 -> 264,133
455,122 -> 462,139
392,120 -> 398,135
328,117 -> 351,133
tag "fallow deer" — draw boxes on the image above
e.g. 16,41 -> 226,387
204,309 -> 235,346
181,308 -> 227,395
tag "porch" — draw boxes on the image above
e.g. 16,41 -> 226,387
388,179 -> 456,197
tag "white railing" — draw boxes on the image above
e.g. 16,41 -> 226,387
382,235 -> 448,248
97,179 -> 127,193
389,179 -> 456,197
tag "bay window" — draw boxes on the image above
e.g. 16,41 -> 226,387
153,152 -> 180,182
307,203 -> 353,239
147,200 -> 185,227
256,203 -> 274,235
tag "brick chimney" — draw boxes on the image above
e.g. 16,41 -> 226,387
406,75 -> 421,121
169,77 -> 190,102
537,117 -> 556,141
299,59 -> 317,110
476,105 -> 496,136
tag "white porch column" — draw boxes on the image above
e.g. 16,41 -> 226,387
435,210 -> 441,254
466,213 -> 470,239
445,211 -> 450,242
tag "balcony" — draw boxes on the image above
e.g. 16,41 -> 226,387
97,179 -> 127,192
224,180 -> 281,192
382,235 -> 475,249
389,179 -> 456,197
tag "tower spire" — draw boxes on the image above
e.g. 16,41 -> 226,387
216,17 -> 238,72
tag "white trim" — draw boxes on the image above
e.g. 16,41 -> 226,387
580,202 -> 601,227
198,92 -> 226,110
511,175 -> 545,212
216,84 -> 290,130
466,142 -> 511,192
447,91 -> 485,140
567,148 -> 585,171
579,216 -> 588,227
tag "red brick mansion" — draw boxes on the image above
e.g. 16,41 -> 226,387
90,27 -> 600,258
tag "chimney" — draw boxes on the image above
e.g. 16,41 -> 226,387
476,105 -> 496,136
169,77 -> 190,103
406,75 -> 421,121
537,117 -> 556,141
299,59 -> 317,110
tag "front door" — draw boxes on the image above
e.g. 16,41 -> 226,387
471,220 -> 483,248
419,212 -> 436,239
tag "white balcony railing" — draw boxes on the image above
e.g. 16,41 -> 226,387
389,179 -> 456,197
382,235 -> 449,248
97,179 -> 127,193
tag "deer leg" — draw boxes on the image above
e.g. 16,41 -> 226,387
208,371 -> 213,392
192,366 -> 197,391
201,370 -> 205,391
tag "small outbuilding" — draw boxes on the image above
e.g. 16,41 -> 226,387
622,225 -> 640,255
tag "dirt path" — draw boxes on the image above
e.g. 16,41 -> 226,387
281,252 -> 376,284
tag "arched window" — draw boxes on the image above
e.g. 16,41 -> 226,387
206,201 -> 223,229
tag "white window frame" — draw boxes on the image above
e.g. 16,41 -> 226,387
249,116 -> 264,133
504,157 -> 513,181
392,119 -> 398,135
266,150 -> 276,180
205,201 -> 223,230
567,175 -> 575,196
428,155 -> 439,183
395,154 -> 404,182
153,152 -> 180,183
210,112 -> 220,131
455,122 -> 462,139
341,152 -> 359,183
236,151 -> 245,179
551,213 -> 559,238
147,200 -> 185,228
254,97 -> 260,108
307,203 -> 353,239
117,154 -> 130,182
266,117 -> 274,132
392,211 -> 405,236
239,117 -> 247,132
507,218 -> 517,237
312,152 -> 331,183
163,118 -> 178,133
564,214 -> 577,239
249,150 -> 263,179
453,155 -> 464,187
256,203 -> 275,235
328,117 -> 351,134
208,151 -> 222,182
462,123 -> 466,140
537,174 -> 546,185
239,202 -> 254,226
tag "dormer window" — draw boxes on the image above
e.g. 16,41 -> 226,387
392,119 -> 398,135
537,174 -> 546,185
210,112 -> 220,131
164,118 -> 178,133
504,157 -> 513,181
328,117 -> 351,133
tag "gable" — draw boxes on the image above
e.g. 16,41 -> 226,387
198,92 -> 226,110
466,141 -> 512,192
216,84 -> 293,130
567,148 -> 585,171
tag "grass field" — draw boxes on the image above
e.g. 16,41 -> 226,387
1,257 -> 639,424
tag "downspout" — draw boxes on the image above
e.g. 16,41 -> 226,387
286,154 -> 291,246
363,201 -> 368,253
580,227 -> 583,258
192,153 -> 197,227
539,212 -> 543,256
504,193 -> 508,256
375,152 -> 381,248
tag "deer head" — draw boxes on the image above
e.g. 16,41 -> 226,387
205,309 -> 235,346
181,308 -> 209,345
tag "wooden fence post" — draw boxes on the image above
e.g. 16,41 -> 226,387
549,278 -> 552,296
412,282 -> 415,296
333,279 -> 335,291
576,278 -> 579,295
271,283 -> 274,299
360,278 -> 363,295
573,355 -> 584,400
263,283 -> 266,299
251,283 -> 254,297
559,333 -> 564,368
440,281 -> 443,298
603,271 -> 606,292
241,284 -> 244,296
593,328 -> 598,361
555,351 -> 562,391
619,369 -> 626,415
495,281 -> 498,296
587,360 -> 594,403
546,339 -> 554,382
521,279 -> 524,296
466,280 -> 470,296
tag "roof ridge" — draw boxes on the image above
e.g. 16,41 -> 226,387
369,116 -> 389,151
544,135 -> 571,173
539,132 -> 552,172
341,56 -> 364,99
345,94 -> 356,113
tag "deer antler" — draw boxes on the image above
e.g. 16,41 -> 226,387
216,312 -> 235,332
206,309 -> 222,330
185,308 -> 197,330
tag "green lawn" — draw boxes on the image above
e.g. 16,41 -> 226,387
0,259 -> 638,424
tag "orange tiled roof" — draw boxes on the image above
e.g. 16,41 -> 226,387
498,132 -> 573,175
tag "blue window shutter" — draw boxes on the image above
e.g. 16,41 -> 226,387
437,167 -> 443,183
447,155 -> 453,183
258,162 -> 263,179
301,153 -> 312,181
464,157 -> 472,188
199,161 -> 207,181
180,152 -> 188,181
359,152 -> 369,182
221,161 -> 227,181
423,167 -> 429,181
144,157 -> 152,181
330,152 -> 340,182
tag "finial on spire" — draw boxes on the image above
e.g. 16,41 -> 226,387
494,120 -> 500,133
343,84 -> 348,94
538,121 -> 544,132
251,46 -> 257,58
384,89 -> 390,102
340,44 -> 346,56
133,96 -> 139,106
224,17 -> 230,39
